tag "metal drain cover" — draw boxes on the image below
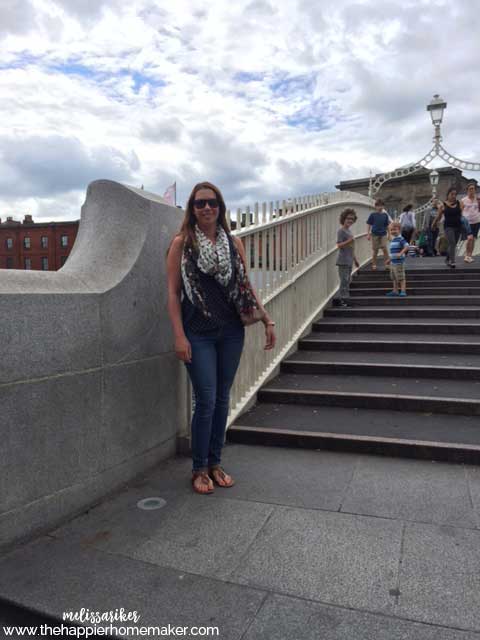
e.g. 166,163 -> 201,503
137,497 -> 167,510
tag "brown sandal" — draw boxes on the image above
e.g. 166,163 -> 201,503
192,471 -> 214,495
209,466 -> 235,488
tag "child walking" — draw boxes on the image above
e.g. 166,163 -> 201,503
333,208 -> 360,307
387,221 -> 409,297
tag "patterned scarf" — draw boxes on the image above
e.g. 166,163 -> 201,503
181,224 -> 259,320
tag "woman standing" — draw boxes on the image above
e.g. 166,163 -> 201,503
433,187 -> 463,268
461,182 -> 480,263
167,182 -> 276,494
399,204 -> 416,243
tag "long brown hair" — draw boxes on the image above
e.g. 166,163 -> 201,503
179,181 -> 231,249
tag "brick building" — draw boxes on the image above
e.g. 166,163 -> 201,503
0,215 -> 79,270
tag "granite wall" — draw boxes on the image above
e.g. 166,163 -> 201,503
0,180 -> 188,551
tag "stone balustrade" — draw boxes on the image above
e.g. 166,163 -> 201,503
0,180 -> 187,551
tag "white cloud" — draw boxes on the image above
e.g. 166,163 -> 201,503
0,0 -> 479,220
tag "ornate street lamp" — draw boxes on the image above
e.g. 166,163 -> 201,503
426,94 -> 447,143
368,95 -> 480,209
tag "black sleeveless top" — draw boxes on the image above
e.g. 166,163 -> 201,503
443,200 -> 462,228
182,235 -> 242,333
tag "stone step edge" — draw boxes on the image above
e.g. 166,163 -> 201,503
357,269 -> 480,275
350,288 -> 480,293
312,322 -> 480,332
257,388 -> 480,416
313,321 -> 480,326
352,278 -> 480,284
323,309 -> 480,316
299,339 -> 480,354
350,295 -> 480,300
281,360 -> 480,380
227,425 -> 480,465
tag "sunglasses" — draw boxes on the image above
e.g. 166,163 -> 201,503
193,199 -> 219,209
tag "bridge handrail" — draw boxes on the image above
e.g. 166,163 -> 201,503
219,190 -> 374,424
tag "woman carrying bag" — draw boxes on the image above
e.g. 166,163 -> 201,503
433,187 -> 463,268
167,182 -> 276,494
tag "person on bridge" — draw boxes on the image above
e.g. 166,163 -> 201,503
399,204 -> 416,243
386,221 -> 409,297
423,199 -> 440,257
366,199 -> 391,271
166,182 -> 276,495
332,208 -> 360,307
461,182 -> 480,263
432,187 -> 463,268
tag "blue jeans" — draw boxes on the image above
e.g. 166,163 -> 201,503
184,322 -> 245,472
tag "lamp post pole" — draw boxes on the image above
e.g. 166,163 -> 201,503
429,169 -> 439,199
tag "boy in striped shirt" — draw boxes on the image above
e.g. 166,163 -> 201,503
387,221 -> 409,297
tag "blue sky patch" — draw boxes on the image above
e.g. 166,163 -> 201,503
270,72 -> 316,97
285,98 -> 339,132
234,71 -> 265,83
0,53 -> 40,70
46,60 -> 166,94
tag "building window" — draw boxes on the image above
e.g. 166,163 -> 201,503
6,257 -> 13,269
61,235 -> 68,247
41,236 -> 48,248
6,238 -> 13,250
24,236 -> 31,249
24,258 -> 32,270
60,255 -> 68,266
41,257 -> 48,270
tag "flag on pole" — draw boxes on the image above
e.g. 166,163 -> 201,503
163,182 -> 176,206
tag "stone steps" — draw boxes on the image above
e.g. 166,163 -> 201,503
313,320 -> 480,334
350,287 -> 480,296
231,261 -> 480,464
348,295 -> 480,306
299,333 -> 480,354
257,372 -> 480,416
351,278 -> 480,288
281,358 -> 480,380
324,306 -> 480,318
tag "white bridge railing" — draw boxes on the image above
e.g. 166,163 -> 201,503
223,190 -> 375,424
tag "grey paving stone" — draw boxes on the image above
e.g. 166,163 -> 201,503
232,506 -> 401,613
50,446 -> 355,559
131,496 -> 274,579
49,482 -> 187,555
397,522 -> 480,631
244,593 -> 478,640
0,537 -> 266,640
210,444 -> 358,511
465,465 -> 480,526
341,457 -> 478,529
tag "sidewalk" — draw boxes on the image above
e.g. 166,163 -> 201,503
1,443 -> 480,639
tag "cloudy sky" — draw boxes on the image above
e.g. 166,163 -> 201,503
1,0 -> 479,220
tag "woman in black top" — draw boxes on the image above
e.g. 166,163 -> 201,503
433,187 -> 464,268
167,182 -> 276,494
